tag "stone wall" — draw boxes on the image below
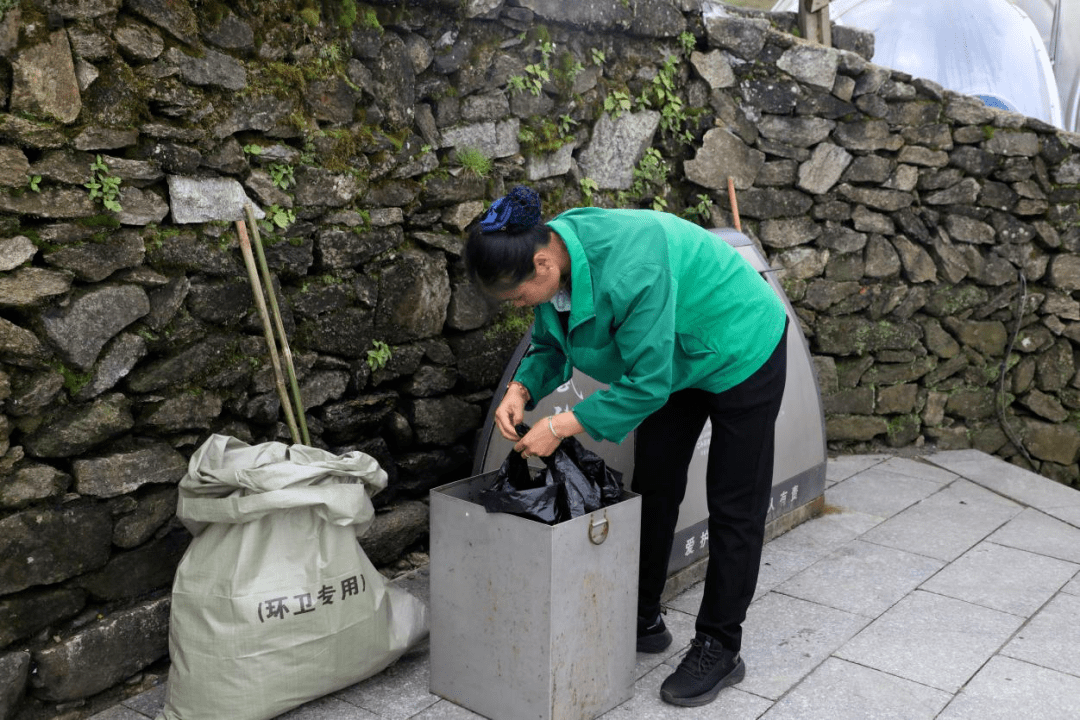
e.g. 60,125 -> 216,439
0,0 -> 1079,716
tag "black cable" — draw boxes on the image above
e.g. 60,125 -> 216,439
997,268 -> 1035,467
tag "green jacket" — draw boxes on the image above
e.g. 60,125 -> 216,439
513,208 -> 787,443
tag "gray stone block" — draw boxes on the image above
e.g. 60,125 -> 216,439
739,592 -> 869,700
920,541 -> 1077,617
334,648 -> 439,719
988,508 -> 1080,564
824,454 -> 889,486
935,656 -> 1080,720
860,479 -> 1020,562
836,590 -> 1024,692
758,657 -> 951,720
924,450 -> 1080,527
277,695 -> 381,720
1002,592 -> 1080,676
777,539 -> 943,617
826,466 -> 944,518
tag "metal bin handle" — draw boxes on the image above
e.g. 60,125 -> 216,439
588,512 -> 609,545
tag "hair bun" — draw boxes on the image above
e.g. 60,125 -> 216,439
479,185 -> 542,233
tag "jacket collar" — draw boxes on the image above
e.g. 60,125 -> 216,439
549,223 -> 594,332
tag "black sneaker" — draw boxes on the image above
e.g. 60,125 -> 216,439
636,614 -> 673,653
659,632 -> 745,707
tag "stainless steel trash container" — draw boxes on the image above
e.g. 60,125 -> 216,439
429,472 -> 641,720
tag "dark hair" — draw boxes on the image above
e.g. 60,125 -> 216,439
465,223 -> 551,293
464,185 -> 549,293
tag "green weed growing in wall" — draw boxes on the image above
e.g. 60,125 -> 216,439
637,55 -> 692,144
264,205 -> 296,230
619,148 -> 671,211
455,147 -> 493,178
367,340 -> 392,371
508,38 -> 554,97
580,177 -> 599,206
683,194 -> 715,224
85,155 -> 122,213
603,89 -> 632,118
269,163 -> 295,191
678,31 -> 696,55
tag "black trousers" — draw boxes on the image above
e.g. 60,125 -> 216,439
630,326 -> 787,652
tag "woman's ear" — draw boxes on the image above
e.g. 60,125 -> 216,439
533,248 -> 554,276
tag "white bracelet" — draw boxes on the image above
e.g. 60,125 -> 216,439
548,415 -> 565,441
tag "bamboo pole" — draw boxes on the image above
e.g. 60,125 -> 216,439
727,176 -> 742,232
245,204 -> 311,446
236,218 -> 301,445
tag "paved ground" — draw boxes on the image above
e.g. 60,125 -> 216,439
93,449 -> 1080,720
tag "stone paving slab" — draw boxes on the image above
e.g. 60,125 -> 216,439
926,450 -> 1080,526
737,592 -> 869,700
1064,574 -> 1080,595
859,479 -> 1021,562
1001,592 -> 1080,677
835,589 -> 1025,693
874,456 -> 960,485
410,701 -> 484,720
935,656 -> 1080,720
919,541 -> 1078,617
279,696 -> 380,720
824,466 -> 945,518
757,657 -> 952,720
332,646 -> 437,720
824,454 -> 889,486
775,538 -> 944,617
987,507 -> 1080,564
766,507 -> 883,559
752,544 -> 821,601
86,708 -> 148,720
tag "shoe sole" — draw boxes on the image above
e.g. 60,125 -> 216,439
636,628 -> 673,653
660,658 -> 746,707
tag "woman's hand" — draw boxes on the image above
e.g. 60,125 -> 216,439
494,382 -> 529,441
514,412 -> 584,459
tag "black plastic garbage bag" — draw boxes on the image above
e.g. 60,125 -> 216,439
480,423 -> 623,524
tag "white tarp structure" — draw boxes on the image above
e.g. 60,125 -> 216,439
771,0 -> 1074,131
1014,0 -> 1080,131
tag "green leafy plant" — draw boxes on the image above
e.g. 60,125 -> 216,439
367,340 -> 392,371
508,38 -> 554,97
618,148 -> 671,211
85,155 -> 122,213
603,89 -> 632,118
591,48 -> 606,66
637,55 -> 693,144
243,144 -> 263,156
580,177 -> 599,206
455,147 -> 493,178
264,205 -> 296,230
683,194 -> 715,224
28,175 -> 41,193
269,163 -> 295,191
558,114 -> 577,134
518,116 -> 571,157
678,31 -> 697,55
